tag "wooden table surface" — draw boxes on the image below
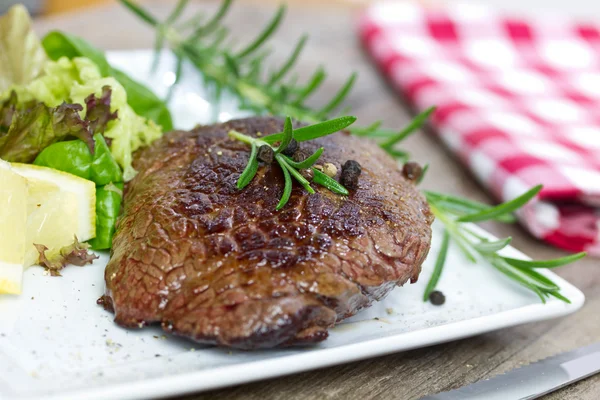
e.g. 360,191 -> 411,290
33,1 -> 599,399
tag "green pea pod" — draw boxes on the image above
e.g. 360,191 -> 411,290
87,182 -> 123,250
34,134 -> 122,184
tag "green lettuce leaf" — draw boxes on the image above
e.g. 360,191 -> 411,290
3,57 -> 162,179
0,5 -> 48,92
34,133 -> 122,186
42,31 -> 173,131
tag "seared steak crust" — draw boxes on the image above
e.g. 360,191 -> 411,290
101,117 -> 433,349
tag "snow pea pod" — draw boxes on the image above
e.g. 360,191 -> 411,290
87,182 -> 123,250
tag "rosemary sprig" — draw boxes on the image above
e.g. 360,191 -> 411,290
228,116 -> 354,209
425,187 -> 586,303
121,0 -> 587,303
119,0 -> 426,161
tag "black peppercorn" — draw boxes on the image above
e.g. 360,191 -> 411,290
340,160 -> 361,190
402,161 -> 422,182
257,145 -> 274,163
429,290 -> 445,306
292,149 -> 309,162
300,168 -> 314,181
281,139 -> 298,156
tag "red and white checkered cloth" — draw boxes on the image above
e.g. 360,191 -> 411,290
360,1 -> 600,256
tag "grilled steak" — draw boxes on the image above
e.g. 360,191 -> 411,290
100,117 -> 433,349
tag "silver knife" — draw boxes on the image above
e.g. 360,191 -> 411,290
422,342 -> 600,400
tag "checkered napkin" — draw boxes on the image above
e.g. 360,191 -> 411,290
359,1 -> 600,256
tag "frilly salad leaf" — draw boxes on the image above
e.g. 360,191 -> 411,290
35,236 -> 98,276
3,57 -> 162,180
86,86 -> 118,134
0,5 -> 47,92
0,95 -> 94,163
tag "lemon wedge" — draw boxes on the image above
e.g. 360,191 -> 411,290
0,161 -> 96,294
0,161 -> 28,294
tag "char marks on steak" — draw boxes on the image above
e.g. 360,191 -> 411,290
101,117 -> 433,349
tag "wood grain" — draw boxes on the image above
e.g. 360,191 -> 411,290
33,1 -> 600,399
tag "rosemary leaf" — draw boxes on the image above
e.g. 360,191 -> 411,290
237,141 -> 258,189
423,229 -> 450,302
276,155 -> 292,210
312,168 -> 349,196
190,0 -> 233,39
121,0 -> 159,26
293,66 -> 326,105
457,185 -> 542,223
380,106 -> 436,149
473,237 -> 512,254
385,148 -> 409,162
208,26 -> 230,50
502,252 -> 586,269
491,258 -> 558,292
293,115 -> 357,141
512,265 -> 560,290
263,116 -> 356,144
166,0 -> 189,24
452,234 -> 479,263
269,35 -> 308,86
425,191 -> 516,223
274,117 -> 293,154
236,5 -> 285,58
549,291 -> 571,304
319,73 -> 357,116
283,148 -> 323,169
349,121 -> 382,137
224,52 -> 240,77
277,154 -> 315,194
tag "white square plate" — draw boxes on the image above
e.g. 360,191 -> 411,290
0,51 -> 585,400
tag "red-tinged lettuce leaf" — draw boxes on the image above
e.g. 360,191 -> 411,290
34,236 -> 98,276
85,85 -> 118,135
0,99 -> 94,163
53,102 -> 95,153
0,86 -> 119,163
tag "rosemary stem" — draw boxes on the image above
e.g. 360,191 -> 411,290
429,203 -> 478,263
228,130 -> 269,147
228,130 -> 254,145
